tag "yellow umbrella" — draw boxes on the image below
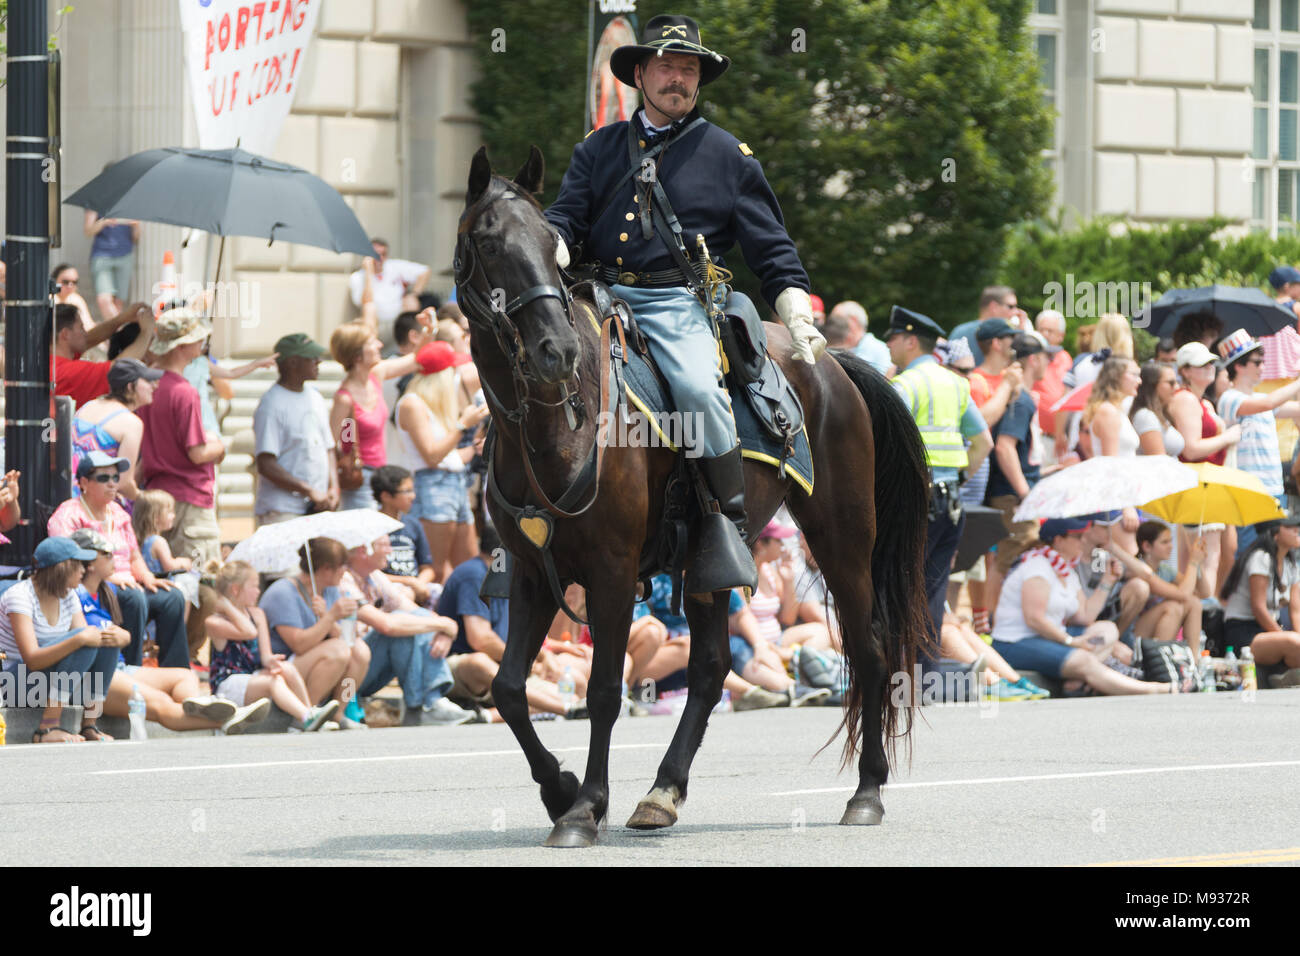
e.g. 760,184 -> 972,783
1140,462 -> 1286,526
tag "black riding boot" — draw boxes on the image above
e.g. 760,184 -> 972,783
685,445 -> 759,594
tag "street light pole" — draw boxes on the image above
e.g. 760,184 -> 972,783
3,0 -> 55,563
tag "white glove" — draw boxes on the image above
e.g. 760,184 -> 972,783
775,288 -> 827,365
555,235 -> 570,269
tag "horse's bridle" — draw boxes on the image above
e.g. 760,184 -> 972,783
454,185 -> 603,522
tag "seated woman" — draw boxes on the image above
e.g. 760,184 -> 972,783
0,537 -> 122,742
258,538 -> 361,726
1220,515 -> 1300,686
70,528 -> 269,734
1105,521 -> 1205,654
940,611 -> 1049,699
991,518 -> 1189,695
748,522 -> 835,660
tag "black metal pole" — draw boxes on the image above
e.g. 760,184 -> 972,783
3,0 -> 55,564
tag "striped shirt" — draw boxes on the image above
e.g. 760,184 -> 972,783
1260,302 -> 1300,381
1217,388 -> 1283,496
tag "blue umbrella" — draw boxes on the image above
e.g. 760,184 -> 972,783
1138,285 -> 1297,340
64,146 -> 374,259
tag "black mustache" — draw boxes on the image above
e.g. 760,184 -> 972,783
661,85 -> 689,96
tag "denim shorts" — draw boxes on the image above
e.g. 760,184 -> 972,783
411,468 -> 471,524
991,635 -> 1077,679
91,252 -> 134,299
729,635 -> 754,677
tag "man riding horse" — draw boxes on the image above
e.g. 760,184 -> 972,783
545,13 -> 826,592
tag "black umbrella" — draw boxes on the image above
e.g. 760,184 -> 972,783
954,505 -> 1007,573
1139,286 -> 1297,340
64,147 -> 375,264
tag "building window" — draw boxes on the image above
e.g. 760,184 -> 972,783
1030,2 -> 1064,209
1254,2 -> 1300,234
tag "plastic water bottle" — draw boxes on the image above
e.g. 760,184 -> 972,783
1224,646 -> 1239,686
1240,646 -> 1257,692
557,666 -> 576,709
128,684 -> 147,742
1199,650 -> 1216,694
338,613 -> 357,648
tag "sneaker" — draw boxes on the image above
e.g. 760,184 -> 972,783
789,684 -> 832,708
564,698 -> 589,720
320,720 -> 341,732
183,695 -> 237,724
344,697 -> 366,723
336,715 -> 369,730
734,686 -> 790,711
1268,667 -> 1300,689
984,678 -> 1034,702
301,700 -> 341,732
1012,676 -> 1051,700
421,697 -> 475,726
221,698 -> 272,735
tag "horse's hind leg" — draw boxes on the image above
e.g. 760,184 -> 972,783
627,592 -> 728,830
491,563 -> 577,825
543,566 -> 637,848
788,490 -> 890,826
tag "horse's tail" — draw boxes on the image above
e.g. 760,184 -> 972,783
829,349 -> 932,767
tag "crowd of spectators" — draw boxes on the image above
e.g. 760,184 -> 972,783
9,244 -> 1300,744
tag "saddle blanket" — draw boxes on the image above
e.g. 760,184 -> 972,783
615,345 -> 814,494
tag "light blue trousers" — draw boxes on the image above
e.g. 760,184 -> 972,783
613,284 -> 739,459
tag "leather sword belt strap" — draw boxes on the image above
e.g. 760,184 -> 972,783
596,259 -> 714,289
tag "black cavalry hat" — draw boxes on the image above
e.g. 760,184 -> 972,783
609,14 -> 730,88
885,305 -> 945,341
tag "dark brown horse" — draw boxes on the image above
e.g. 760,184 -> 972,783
457,146 -> 930,847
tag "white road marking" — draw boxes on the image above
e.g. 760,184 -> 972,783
769,758 -> 1300,796
87,742 -> 663,776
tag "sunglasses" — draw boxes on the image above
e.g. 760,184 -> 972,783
57,278 -> 78,286
947,366 -> 973,377
87,472 -> 121,484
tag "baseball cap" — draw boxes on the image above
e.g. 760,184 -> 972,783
1038,517 -> 1092,543
76,450 -> 130,479
273,333 -> 330,360
34,536 -> 98,568
150,308 -> 211,355
1268,265 -> 1300,289
415,341 -> 471,375
107,357 -> 164,394
975,319 -> 1017,342
68,527 -> 115,555
809,294 -> 825,316
1175,341 -> 1217,369
1011,331 -> 1047,359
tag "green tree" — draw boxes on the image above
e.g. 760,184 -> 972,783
466,0 -> 1053,331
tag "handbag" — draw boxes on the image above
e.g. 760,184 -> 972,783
337,444 -> 364,492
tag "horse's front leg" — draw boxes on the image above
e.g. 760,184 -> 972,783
490,561 -> 576,824
544,565 -> 636,848
627,591 -> 728,830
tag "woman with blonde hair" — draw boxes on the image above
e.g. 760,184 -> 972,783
393,343 -> 491,581
1090,313 -> 1134,359
1083,355 -> 1144,552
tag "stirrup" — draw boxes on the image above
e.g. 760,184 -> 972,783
685,511 -> 758,594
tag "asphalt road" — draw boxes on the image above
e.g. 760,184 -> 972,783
3,690 -> 1298,866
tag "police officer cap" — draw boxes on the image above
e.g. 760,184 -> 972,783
885,305 -> 944,341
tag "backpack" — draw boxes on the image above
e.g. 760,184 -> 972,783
1131,637 -> 1198,685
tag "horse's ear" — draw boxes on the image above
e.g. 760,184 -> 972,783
512,145 -> 545,195
468,147 -> 492,204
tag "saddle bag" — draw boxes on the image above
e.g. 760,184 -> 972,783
718,291 -> 766,387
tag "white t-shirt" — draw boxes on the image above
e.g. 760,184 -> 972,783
391,394 -> 465,473
0,580 -> 82,666
992,554 -> 1080,643
253,383 -> 334,516
1131,407 -> 1185,458
348,258 -> 427,324
1224,549 -> 1300,622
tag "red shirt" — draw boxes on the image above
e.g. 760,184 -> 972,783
54,355 -> 110,410
1032,350 -> 1072,434
137,370 -> 215,508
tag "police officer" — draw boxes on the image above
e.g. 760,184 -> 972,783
545,14 -> 824,593
886,307 -> 993,654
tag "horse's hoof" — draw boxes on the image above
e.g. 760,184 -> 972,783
839,797 -> 884,826
626,787 -> 679,830
541,771 -> 581,823
543,820 -> 598,848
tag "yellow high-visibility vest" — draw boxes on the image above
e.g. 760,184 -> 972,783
893,360 -> 970,470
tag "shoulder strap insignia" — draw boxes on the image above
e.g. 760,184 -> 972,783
738,142 -> 753,157
584,129 -> 596,139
